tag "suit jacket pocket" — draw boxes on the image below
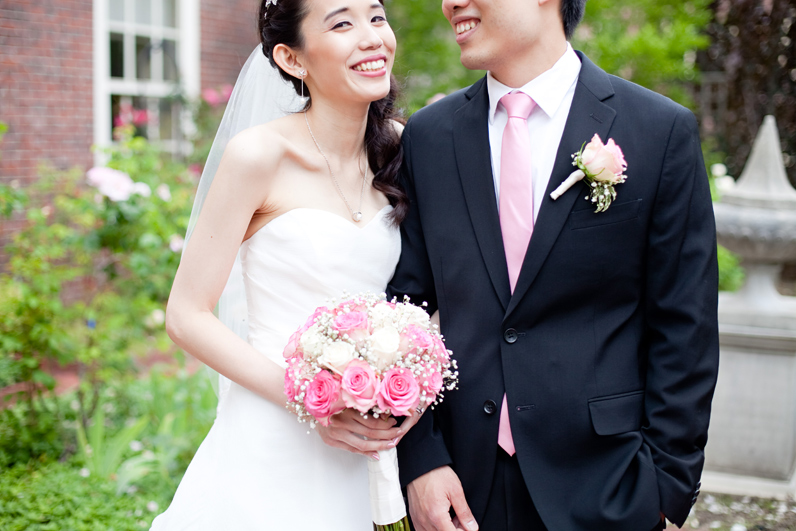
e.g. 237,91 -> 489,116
588,390 -> 645,436
569,198 -> 642,230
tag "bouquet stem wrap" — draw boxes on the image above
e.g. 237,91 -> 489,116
368,447 -> 408,528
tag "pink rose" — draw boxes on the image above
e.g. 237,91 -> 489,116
335,299 -> 368,314
402,324 -> 434,353
377,368 -> 420,416
333,311 -> 369,334
303,370 -> 345,425
282,329 -> 302,359
423,366 -> 443,395
304,306 -> 329,331
283,357 -> 303,401
341,360 -> 380,412
581,134 -> 627,183
432,335 -> 450,363
284,307 -> 330,359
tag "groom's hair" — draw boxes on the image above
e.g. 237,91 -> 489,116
561,0 -> 587,40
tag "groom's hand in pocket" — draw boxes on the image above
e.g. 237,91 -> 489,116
407,466 -> 478,531
317,409 -> 402,457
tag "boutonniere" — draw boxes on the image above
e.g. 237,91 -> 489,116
550,134 -> 628,212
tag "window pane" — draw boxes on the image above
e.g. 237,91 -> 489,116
135,0 -> 151,24
159,99 -> 174,140
163,40 -> 178,81
109,0 -> 124,21
163,0 -> 176,27
110,94 -> 122,137
136,36 -> 151,80
132,96 -> 150,139
110,33 -> 124,78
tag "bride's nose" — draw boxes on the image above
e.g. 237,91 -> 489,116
359,26 -> 384,50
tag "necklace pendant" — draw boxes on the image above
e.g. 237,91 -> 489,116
352,211 -> 363,222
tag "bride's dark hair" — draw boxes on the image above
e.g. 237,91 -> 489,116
258,0 -> 408,224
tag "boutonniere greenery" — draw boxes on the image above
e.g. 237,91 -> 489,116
550,134 -> 628,213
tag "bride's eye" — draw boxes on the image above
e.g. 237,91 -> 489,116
332,20 -> 352,29
371,15 -> 387,24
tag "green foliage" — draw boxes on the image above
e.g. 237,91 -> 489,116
388,0 -> 482,113
0,461 -> 168,530
116,367 -> 216,498
0,397 -> 67,468
0,126 -> 195,446
76,402 -> 149,480
0,367 -> 216,528
0,123 -> 27,219
718,244 -> 745,293
573,0 -> 712,108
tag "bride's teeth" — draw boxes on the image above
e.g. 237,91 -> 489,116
354,59 -> 385,72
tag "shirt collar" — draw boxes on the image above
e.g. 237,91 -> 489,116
487,42 -> 582,124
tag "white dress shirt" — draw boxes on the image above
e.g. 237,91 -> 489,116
487,42 -> 582,222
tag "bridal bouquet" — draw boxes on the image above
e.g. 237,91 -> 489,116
283,292 -> 459,530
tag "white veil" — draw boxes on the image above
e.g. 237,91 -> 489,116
183,45 -> 303,401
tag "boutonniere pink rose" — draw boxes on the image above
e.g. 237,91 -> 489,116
550,134 -> 628,212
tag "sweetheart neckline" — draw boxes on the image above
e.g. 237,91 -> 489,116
245,205 -> 394,243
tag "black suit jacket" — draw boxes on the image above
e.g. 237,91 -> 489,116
388,53 -> 719,530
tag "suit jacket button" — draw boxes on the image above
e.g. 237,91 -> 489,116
504,328 -> 518,344
483,400 -> 497,415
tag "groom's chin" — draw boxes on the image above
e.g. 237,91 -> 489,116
458,50 -> 487,71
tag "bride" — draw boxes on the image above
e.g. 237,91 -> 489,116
151,0 -> 420,528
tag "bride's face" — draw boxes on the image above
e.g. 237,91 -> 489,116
298,0 -> 396,105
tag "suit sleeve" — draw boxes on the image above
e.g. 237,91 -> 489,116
642,107 -> 719,526
387,119 -> 454,487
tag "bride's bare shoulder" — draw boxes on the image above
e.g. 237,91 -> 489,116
223,122 -> 285,170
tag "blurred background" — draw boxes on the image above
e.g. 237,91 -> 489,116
0,0 -> 794,529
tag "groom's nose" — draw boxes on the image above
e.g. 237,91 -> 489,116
442,0 -> 470,21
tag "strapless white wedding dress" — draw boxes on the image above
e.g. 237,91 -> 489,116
151,206 -> 400,530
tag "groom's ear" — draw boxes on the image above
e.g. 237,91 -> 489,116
272,43 -> 305,79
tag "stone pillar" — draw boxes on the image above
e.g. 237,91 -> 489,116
707,116 -> 796,482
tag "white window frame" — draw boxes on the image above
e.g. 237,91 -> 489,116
93,0 -> 200,165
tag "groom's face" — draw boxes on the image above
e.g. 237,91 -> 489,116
441,0 -> 551,72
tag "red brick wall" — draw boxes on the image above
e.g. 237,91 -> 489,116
0,0 -> 94,250
200,0 -> 261,91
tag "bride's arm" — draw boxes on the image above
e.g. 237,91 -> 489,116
166,128 -> 286,404
166,128 -> 402,455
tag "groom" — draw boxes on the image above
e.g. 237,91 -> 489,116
388,0 -> 719,530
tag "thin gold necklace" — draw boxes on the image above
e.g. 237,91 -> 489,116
304,110 -> 367,222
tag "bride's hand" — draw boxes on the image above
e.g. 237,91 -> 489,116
316,409 -> 403,458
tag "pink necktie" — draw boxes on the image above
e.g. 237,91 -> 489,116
497,91 -> 535,456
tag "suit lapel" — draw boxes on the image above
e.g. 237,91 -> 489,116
506,54 -> 617,318
454,78 -> 512,310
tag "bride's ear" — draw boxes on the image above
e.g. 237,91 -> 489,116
272,44 -> 305,79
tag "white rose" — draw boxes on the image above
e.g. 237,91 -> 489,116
319,341 -> 357,373
369,326 -> 401,371
369,303 -> 395,329
402,304 -> 431,327
300,325 -> 325,359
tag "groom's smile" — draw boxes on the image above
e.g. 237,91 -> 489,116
453,17 -> 481,43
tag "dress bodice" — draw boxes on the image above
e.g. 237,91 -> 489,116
240,205 -> 401,364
